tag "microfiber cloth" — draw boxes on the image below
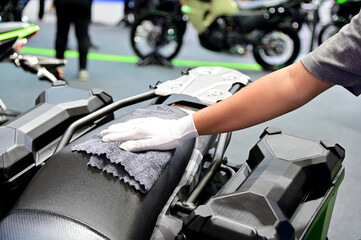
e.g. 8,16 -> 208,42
71,105 -> 177,193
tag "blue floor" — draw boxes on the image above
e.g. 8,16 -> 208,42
1,2 -> 361,239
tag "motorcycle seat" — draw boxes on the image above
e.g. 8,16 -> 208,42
0,105 -> 196,240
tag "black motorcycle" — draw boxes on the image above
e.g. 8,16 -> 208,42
0,21 -> 115,215
0,22 -> 68,124
130,0 -> 303,71
0,20 -> 345,240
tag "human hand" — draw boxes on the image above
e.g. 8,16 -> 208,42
100,115 -> 198,152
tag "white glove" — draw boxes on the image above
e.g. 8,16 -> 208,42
100,114 -> 198,152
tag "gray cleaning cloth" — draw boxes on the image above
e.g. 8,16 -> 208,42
71,106 -> 176,193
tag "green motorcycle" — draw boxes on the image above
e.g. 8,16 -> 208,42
0,21 -> 39,124
0,22 -> 69,124
130,0 -> 302,71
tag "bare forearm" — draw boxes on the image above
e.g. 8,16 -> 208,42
193,61 -> 333,135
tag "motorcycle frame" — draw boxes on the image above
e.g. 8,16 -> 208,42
180,0 -> 238,33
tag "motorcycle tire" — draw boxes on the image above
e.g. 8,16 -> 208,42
318,22 -> 343,46
130,11 -> 185,61
253,27 -> 300,71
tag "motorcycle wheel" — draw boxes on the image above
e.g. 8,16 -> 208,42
318,22 -> 342,46
130,11 -> 184,61
253,27 -> 300,71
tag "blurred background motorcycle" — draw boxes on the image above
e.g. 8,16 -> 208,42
129,0 -> 307,71
318,0 -> 361,44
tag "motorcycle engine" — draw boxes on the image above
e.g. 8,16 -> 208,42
199,17 -> 228,52
199,17 -> 247,54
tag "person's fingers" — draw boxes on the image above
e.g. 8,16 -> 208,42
100,129 -> 114,135
101,119 -> 143,135
101,129 -> 140,142
119,139 -> 154,152
99,116 -> 196,151
120,137 -> 182,152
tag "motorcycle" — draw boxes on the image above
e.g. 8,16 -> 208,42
0,21 -> 115,215
0,21 -> 68,124
120,0 -> 158,26
318,0 -> 361,45
130,0 -> 303,71
0,21 -> 345,240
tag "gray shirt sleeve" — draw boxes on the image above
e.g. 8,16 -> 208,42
301,12 -> 361,96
